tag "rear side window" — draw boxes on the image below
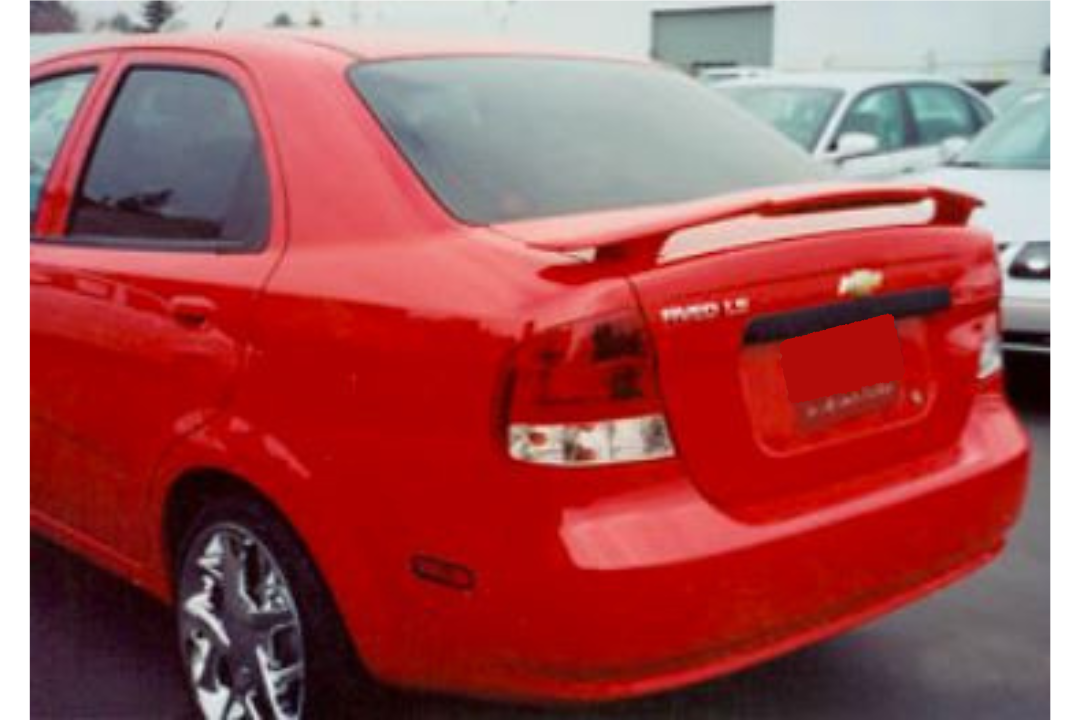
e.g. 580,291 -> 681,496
31,71 -> 95,220
838,87 -> 908,152
349,58 -> 823,224
906,85 -> 979,145
69,69 -> 269,248
721,85 -> 843,151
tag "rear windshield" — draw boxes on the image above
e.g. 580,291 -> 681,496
349,58 -> 824,224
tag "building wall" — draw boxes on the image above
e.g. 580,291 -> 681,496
33,1 -> 1049,82
772,1 -> 1050,80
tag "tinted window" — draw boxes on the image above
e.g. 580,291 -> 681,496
838,88 -> 908,152
957,90 -> 1049,170
350,58 -> 823,224
31,72 -> 95,219
989,79 -> 1044,115
70,69 -> 269,246
907,85 -> 978,145
722,85 -> 843,151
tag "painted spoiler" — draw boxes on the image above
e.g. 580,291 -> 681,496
492,183 -> 982,263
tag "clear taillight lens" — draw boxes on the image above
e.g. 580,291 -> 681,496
978,313 -> 1003,380
509,414 -> 674,466
506,308 -> 674,467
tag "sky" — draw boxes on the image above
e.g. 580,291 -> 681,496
72,1 -> 527,31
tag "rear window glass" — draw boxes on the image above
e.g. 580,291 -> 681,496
70,69 -> 269,247
349,58 -> 823,224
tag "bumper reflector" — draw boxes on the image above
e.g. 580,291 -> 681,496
411,555 -> 476,591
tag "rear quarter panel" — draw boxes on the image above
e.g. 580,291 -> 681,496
135,49 -> 622,679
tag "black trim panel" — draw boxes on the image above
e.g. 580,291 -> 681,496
32,233 -> 261,254
744,287 -> 952,345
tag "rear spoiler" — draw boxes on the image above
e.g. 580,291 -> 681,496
493,184 -> 982,263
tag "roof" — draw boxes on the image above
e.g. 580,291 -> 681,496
720,70 -> 974,94
30,30 -> 630,67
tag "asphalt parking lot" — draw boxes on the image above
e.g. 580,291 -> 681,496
31,356 -> 1049,719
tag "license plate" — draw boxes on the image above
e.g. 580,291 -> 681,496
781,314 -> 903,411
792,380 -> 900,429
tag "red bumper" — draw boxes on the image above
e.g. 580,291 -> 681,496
362,395 -> 1029,703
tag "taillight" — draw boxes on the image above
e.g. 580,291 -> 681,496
978,312 -> 1003,381
507,309 -> 674,466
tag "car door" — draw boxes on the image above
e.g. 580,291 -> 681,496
31,56 -> 110,531
828,86 -> 923,178
905,83 -> 990,171
30,50 -> 286,564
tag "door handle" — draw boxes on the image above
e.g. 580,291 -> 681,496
168,295 -> 217,328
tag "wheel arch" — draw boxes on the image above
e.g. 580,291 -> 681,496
162,466 -> 277,580
144,414 -> 399,683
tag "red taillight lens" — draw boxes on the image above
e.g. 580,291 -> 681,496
509,309 -> 661,424
507,309 -> 674,466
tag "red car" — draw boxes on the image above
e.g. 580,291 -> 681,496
31,34 -> 1029,718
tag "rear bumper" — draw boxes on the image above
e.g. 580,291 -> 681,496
365,395 -> 1029,703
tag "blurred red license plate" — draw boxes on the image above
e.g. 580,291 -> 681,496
780,314 -> 903,404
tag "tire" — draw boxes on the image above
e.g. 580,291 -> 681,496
175,493 -> 377,719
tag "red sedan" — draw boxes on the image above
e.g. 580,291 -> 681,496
31,33 -> 1029,718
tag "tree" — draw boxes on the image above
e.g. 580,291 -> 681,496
141,0 -> 178,33
94,11 -> 136,34
269,12 -> 295,29
30,1 -> 79,34
307,10 -> 324,28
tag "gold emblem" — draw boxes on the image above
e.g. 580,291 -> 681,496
838,269 -> 884,298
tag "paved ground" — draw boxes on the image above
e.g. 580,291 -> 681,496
31,356 -> 1049,719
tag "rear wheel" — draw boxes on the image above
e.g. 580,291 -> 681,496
175,496 -> 371,719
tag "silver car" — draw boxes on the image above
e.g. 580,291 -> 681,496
714,72 -> 993,179
917,84 -> 1050,354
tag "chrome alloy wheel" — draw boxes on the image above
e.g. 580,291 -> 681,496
179,524 -> 305,720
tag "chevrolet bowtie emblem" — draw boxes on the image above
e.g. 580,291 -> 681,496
838,269 -> 884,298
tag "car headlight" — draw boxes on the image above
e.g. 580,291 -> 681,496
1009,241 -> 1050,279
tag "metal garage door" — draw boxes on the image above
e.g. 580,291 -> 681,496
653,5 -> 775,73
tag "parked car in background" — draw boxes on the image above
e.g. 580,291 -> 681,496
987,76 -> 1049,115
32,34 -> 1029,718
717,73 -> 993,178
696,65 -> 770,84
915,83 -> 1050,354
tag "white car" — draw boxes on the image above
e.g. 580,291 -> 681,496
715,73 -> 993,179
916,84 -> 1050,354
696,66 -> 770,84
988,77 -> 1049,115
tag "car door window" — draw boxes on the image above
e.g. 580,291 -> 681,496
69,68 -> 269,249
837,87 -> 908,153
31,71 -> 96,220
907,85 -> 979,145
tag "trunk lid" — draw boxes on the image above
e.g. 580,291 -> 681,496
498,184 -> 999,517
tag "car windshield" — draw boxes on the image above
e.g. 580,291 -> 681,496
988,79 -> 1045,115
349,58 -> 823,224
956,89 -> 1049,170
720,85 -> 843,151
